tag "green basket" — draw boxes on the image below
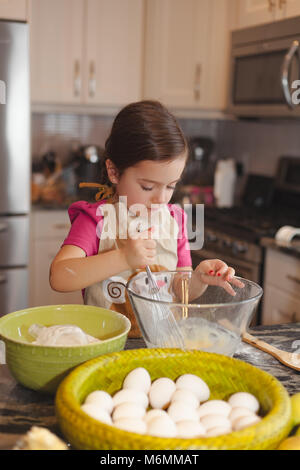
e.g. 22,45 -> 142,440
55,348 -> 292,450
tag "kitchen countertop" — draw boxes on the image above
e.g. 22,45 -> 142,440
0,323 -> 299,450
260,236 -> 300,259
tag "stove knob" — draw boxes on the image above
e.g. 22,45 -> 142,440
222,239 -> 232,248
232,242 -> 248,254
206,232 -> 218,243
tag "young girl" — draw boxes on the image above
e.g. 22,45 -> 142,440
50,100 -> 244,337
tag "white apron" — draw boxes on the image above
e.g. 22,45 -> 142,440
84,201 -> 179,337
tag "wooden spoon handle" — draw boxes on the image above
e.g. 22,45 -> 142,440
242,332 -> 283,358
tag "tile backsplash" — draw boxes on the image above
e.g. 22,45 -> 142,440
32,111 -> 300,179
215,118 -> 300,177
31,113 -> 114,164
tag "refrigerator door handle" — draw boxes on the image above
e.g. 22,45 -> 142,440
281,40 -> 299,109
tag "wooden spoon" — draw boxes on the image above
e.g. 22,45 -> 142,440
242,331 -> 300,372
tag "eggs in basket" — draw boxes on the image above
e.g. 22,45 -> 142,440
80,367 -> 262,438
55,348 -> 292,450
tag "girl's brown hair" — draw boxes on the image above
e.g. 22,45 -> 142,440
101,100 -> 188,185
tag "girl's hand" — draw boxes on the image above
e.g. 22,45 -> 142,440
195,259 -> 245,296
121,227 -> 156,270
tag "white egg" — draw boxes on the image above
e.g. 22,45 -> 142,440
167,402 -> 198,423
175,374 -> 210,402
200,414 -> 232,432
229,407 -> 257,423
113,418 -> 147,434
143,409 -> 169,425
147,415 -> 177,438
122,367 -> 152,395
232,414 -> 261,431
197,400 -> 232,419
84,390 -> 114,414
112,388 -> 148,409
171,389 -> 199,409
206,424 -> 232,437
149,377 -> 176,409
176,420 -> 206,439
228,392 -> 260,413
112,402 -> 146,421
81,403 -> 112,425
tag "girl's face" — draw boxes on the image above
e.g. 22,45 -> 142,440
107,154 -> 187,210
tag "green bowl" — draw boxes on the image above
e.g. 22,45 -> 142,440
0,304 -> 131,394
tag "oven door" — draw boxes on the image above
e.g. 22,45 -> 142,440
228,36 -> 300,118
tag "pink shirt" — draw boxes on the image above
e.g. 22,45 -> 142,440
62,200 -> 192,267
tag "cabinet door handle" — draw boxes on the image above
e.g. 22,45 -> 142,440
194,63 -> 201,101
286,274 -> 300,285
74,60 -> 81,97
89,61 -> 96,98
278,0 -> 286,9
268,0 -> 275,11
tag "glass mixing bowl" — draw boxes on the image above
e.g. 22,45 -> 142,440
126,271 -> 263,356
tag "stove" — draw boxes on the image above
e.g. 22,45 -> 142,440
204,204 -> 300,243
189,158 -> 300,325
191,206 -> 265,284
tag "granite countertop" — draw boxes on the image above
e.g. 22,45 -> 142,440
260,237 -> 300,259
0,323 -> 299,450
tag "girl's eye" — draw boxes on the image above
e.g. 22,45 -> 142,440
141,184 -> 177,191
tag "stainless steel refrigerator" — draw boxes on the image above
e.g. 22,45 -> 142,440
0,21 -> 30,316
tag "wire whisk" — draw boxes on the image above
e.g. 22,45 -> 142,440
145,266 -> 185,349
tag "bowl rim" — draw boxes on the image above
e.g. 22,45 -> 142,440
126,272 -> 263,308
0,304 -> 131,348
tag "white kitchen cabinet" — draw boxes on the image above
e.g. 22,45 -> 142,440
29,210 -> 83,307
29,0 -> 85,104
262,284 -> 300,324
262,248 -> 300,325
29,0 -> 144,106
236,0 -> 276,28
84,0 -> 144,106
0,0 -> 27,21
143,0 -> 231,111
282,0 -> 300,19
236,0 -> 300,29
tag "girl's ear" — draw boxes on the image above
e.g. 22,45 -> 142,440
105,159 -> 119,184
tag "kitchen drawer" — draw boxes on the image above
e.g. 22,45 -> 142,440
262,283 -> 300,325
264,248 -> 300,300
0,215 -> 29,267
0,268 -> 28,316
31,210 -> 71,240
29,238 -> 82,307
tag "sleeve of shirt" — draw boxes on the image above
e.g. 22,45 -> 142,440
62,201 -> 104,257
168,204 -> 192,268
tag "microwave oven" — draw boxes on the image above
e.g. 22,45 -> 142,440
228,16 -> 300,118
